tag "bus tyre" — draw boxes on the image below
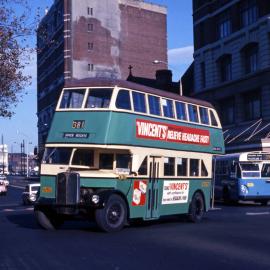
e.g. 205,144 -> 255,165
188,192 -> 205,223
35,210 -> 63,230
95,194 -> 127,232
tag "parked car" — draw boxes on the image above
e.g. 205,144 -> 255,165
0,181 -> 7,195
22,183 -> 40,205
0,175 -> 9,186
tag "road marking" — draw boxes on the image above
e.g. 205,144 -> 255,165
9,184 -> 25,190
246,212 -> 270,216
1,207 -> 33,213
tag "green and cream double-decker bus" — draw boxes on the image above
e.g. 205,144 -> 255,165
35,79 -> 224,232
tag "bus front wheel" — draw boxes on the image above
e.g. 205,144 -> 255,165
95,194 -> 127,232
188,192 -> 205,223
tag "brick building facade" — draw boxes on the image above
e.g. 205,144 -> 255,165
184,0 -> 270,153
37,0 -> 167,150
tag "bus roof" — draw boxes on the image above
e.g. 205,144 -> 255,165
64,78 -> 214,109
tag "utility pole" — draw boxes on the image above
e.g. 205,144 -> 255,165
1,135 -> 4,174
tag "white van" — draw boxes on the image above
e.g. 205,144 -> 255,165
22,183 -> 40,205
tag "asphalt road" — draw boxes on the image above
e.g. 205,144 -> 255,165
1,177 -> 270,270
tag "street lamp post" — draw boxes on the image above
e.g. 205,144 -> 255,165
17,131 -> 32,178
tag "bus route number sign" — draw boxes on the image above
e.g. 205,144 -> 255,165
72,120 -> 85,129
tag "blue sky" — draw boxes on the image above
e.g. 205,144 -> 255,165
0,0 -> 193,154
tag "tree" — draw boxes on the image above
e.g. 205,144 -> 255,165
0,0 -> 38,118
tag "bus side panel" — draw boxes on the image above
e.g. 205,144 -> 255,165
126,179 -> 212,220
40,176 -> 56,199
158,179 -> 212,216
238,178 -> 270,200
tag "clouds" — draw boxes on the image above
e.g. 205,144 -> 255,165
168,45 -> 194,66
168,45 -> 194,79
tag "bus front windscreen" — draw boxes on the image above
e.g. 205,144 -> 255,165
240,163 -> 260,178
43,147 -> 72,165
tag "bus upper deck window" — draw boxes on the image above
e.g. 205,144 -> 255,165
86,88 -> 113,108
132,91 -> 146,113
175,101 -> 187,121
188,104 -> 199,123
116,90 -> 131,110
72,149 -> 94,167
60,89 -> 85,109
210,110 -> 218,127
148,95 -> 161,116
199,107 -> 210,125
261,164 -> 270,177
162,99 -> 174,118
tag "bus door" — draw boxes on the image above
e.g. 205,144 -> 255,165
146,156 -> 162,219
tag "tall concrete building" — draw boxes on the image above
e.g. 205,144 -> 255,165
187,0 -> 270,153
37,0 -> 167,150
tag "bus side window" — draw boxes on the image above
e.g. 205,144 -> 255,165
72,149 -> 94,167
116,154 -> 131,170
99,153 -> 114,169
116,90 -> 131,110
175,101 -> 187,121
164,157 -> 175,176
230,161 -> 238,178
162,98 -> 174,118
177,157 -> 187,176
190,159 -> 199,176
188,104 -> 199,123
138,157 -> 148,175
201,160 -> 208,176
210,110 -> 218,127
148,95 -> 161,116
132,91 -> 147,113
199,107 -> 210,125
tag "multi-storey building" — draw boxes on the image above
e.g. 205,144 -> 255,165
37,0 -> 167,150
187,0 -> 270,153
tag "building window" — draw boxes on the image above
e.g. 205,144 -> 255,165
244,91 -> 261,120
88,23 -> 93,32
88,42 -> 93,51
88,7 -> 93,16
220,98 -> 235,125
88,63 -> 94,71
218,12 -> 231,39
218,54 -> 232,82
241,0 -> 258,27
200,62 -> 206,89
242,43 -> 258,74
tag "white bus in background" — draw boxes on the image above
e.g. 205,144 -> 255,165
0,144 -> 9,175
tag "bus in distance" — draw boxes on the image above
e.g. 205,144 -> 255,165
214,151 -> 270,205
35,78 -> 224,232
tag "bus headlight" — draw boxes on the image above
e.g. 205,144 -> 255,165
240,185 -> 249,195
91,195 -> 100,204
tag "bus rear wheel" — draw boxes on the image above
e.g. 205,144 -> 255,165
188,192 -> 205,223
95,194 -> 127,232
35,209 -> 63,230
